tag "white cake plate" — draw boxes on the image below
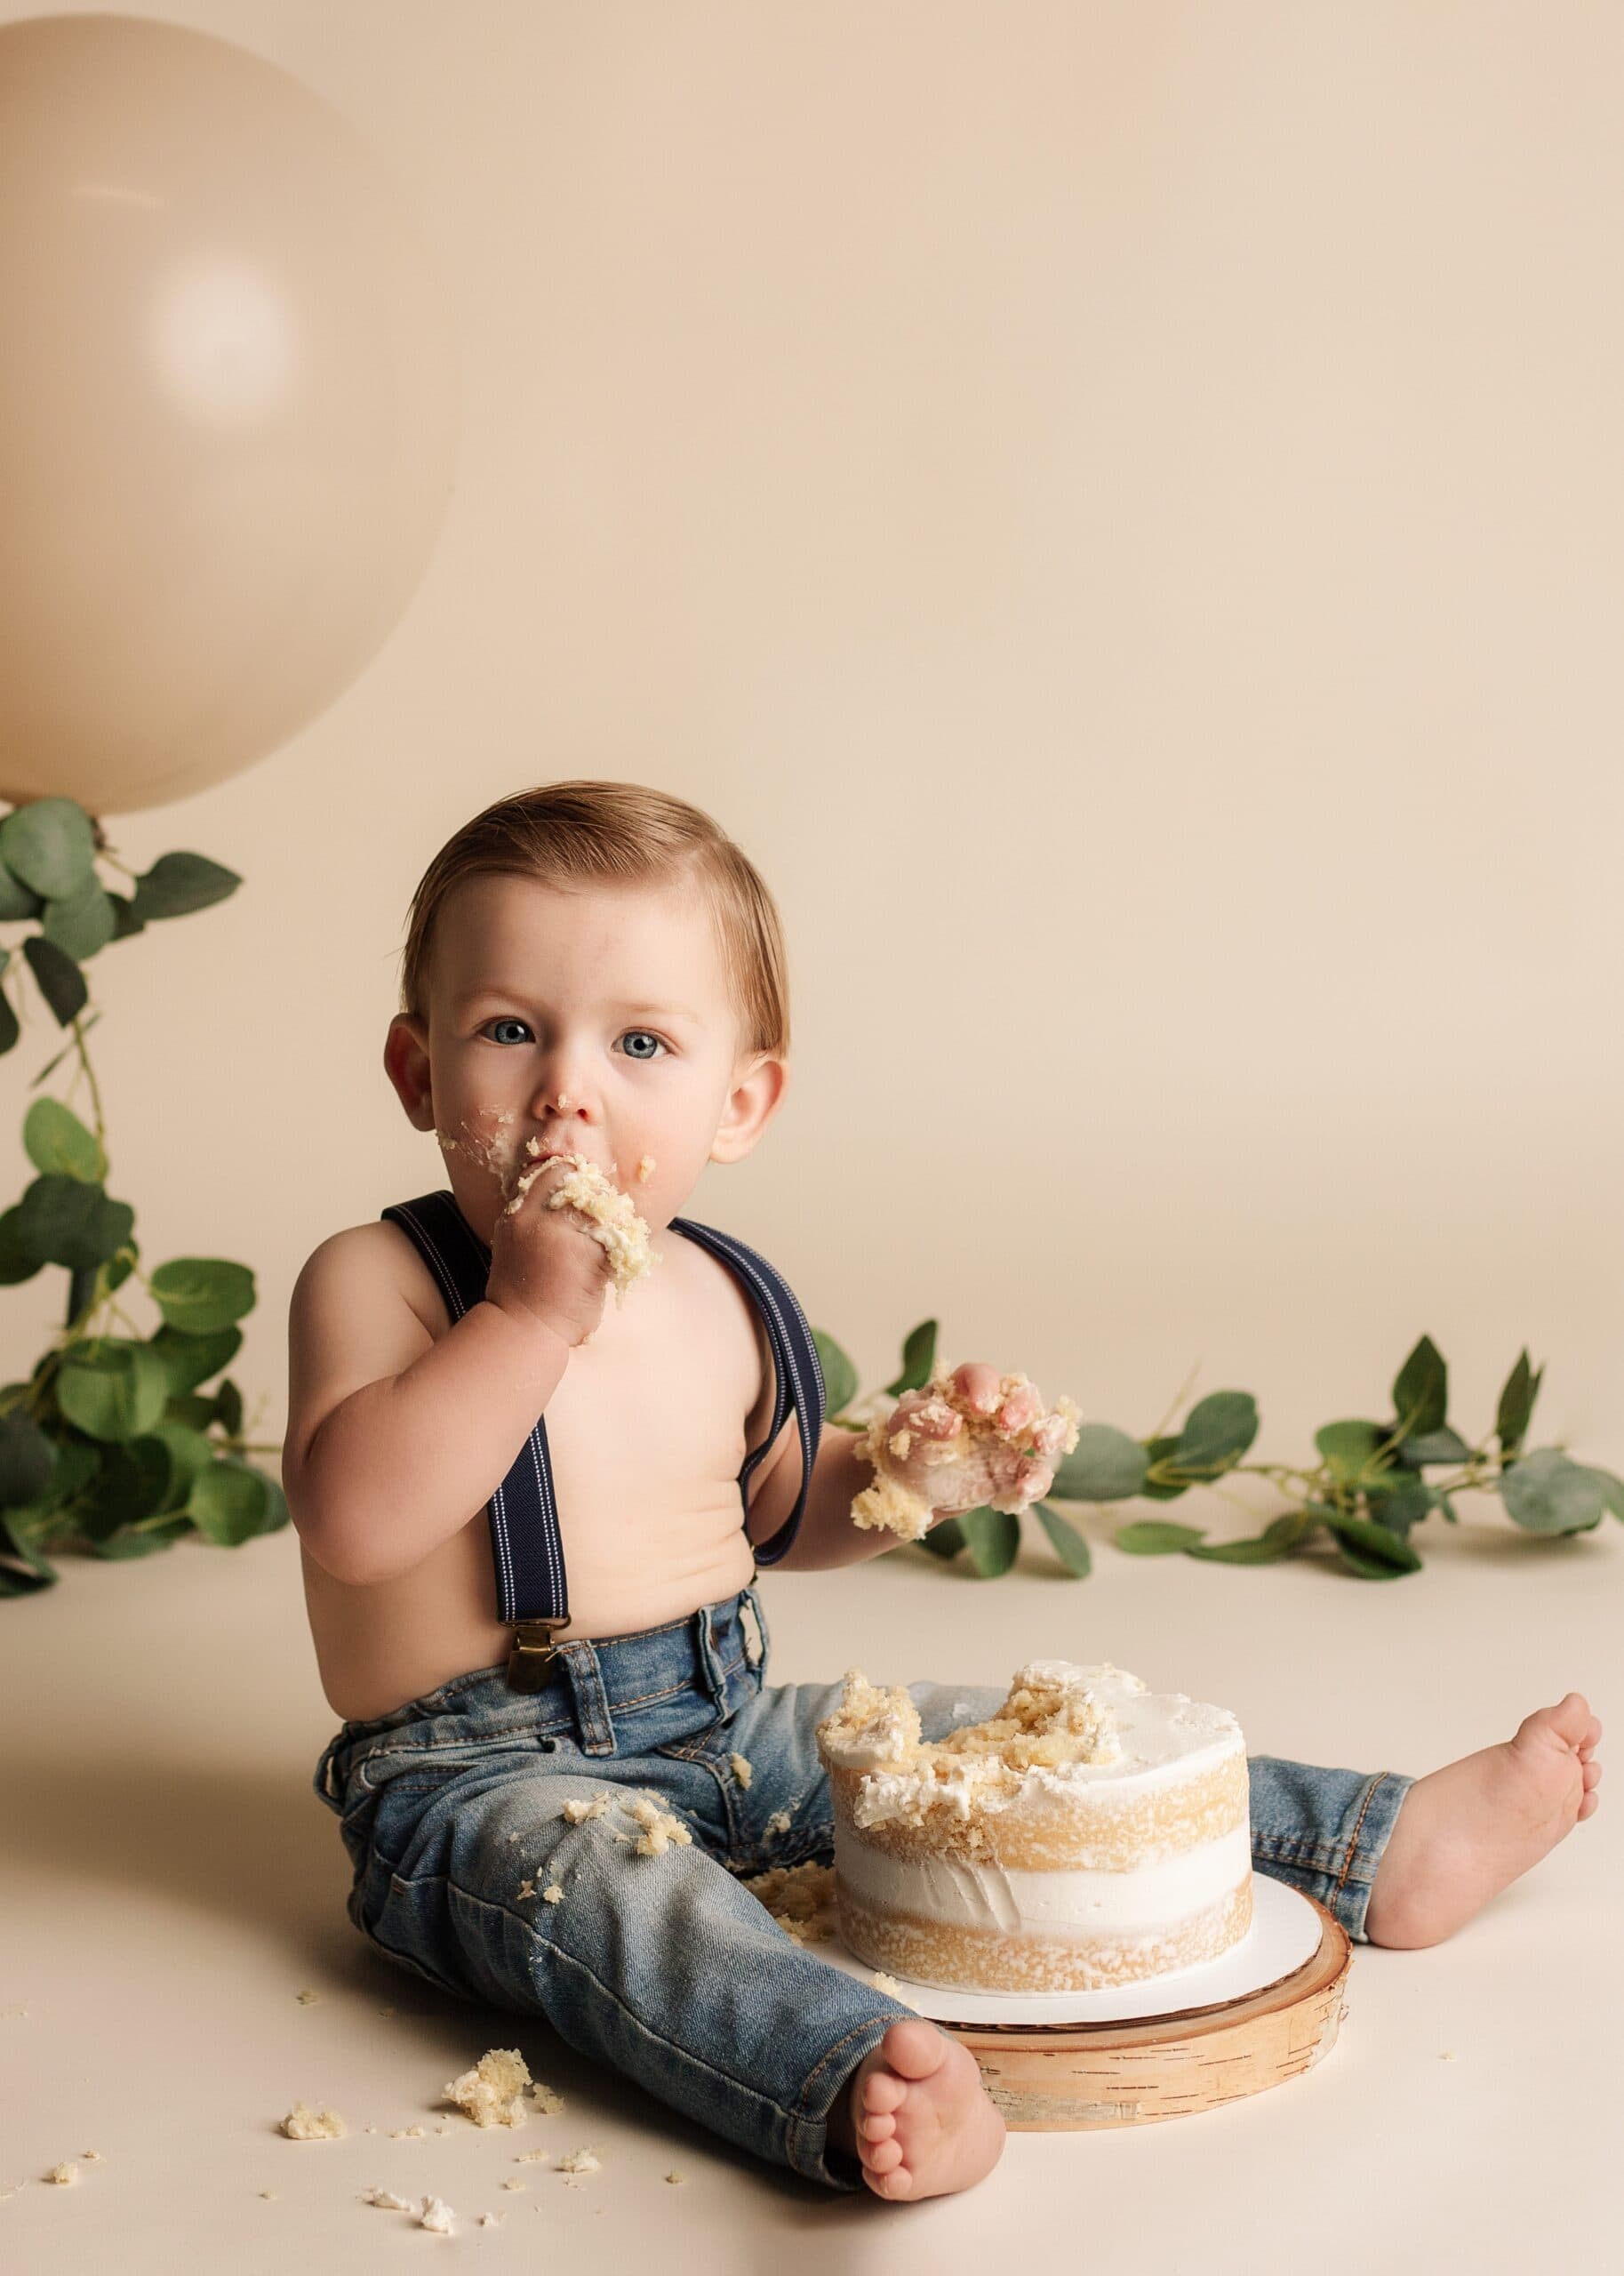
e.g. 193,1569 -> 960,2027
814,1873 -> 1326,2028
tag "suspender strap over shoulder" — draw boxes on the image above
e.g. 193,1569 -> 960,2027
665,1214 -> 825,1567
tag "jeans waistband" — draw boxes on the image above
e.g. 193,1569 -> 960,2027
320,1583 -> 771,1769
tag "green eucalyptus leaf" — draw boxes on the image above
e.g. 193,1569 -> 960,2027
213,1378 -> 244,1436
21,934 -> 87,1024
165,1391 -> 220,1431
915,1514 -> 965,1559
1049,1424 -> 1148,1503
1185,1534 -> 1298,1565
1115,1519 -> 1207,1554
0,798 -> 96,899
56,1342 -> 172,1442
0,1409 -> 57,1508
93,1516 -> 193,1559
1498,1448 -> 1609,1535
149,1324 -> 243,1396
0,1206 -> 43,1283
1391,1334 -> 1448,1444
1171,1390 -> 1259,1476
1320,1511 -> 1425,1576
0,982 -> 17,1055
0,1510 -> 58,1594
1316,1419 -> 1388,1486
76,1438 -> 173,1538
1361,1473 -> 1434,1538
1389,1425 -> 1472,1468
106,891 -> 147,941
958,1504 -> 1021,1578
1033,1501 -> 1091,1576
14,1177 -> 132,1270
0,855 -> 44,919
1495,1350 -> 1543,1462
24,1096 -> 106,1183
1591,1469 -> 1624,1524
129,851 -> 241,920
187,1459 -> 272,1545
1138,1432 -> 1194,1502
148,1258 -> 255,1335
812,1329 -> 858,1421
40,880 -> 116,961
884,1319 -> 938,1398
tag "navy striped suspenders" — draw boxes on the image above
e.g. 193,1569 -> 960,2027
377,1190 -> 825,1692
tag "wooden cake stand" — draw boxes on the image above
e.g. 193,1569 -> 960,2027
940,1895 -> 1351,2130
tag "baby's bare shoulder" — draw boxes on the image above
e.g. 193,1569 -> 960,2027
284,1224 -> 436,1494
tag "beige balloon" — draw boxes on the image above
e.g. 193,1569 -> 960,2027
0,13 -> 460,816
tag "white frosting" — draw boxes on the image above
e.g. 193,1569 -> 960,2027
838,1823 -> 1252,1937
835,1661 -> 1243,1830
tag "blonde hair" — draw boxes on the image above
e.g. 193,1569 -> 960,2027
397,781 -> 789,1059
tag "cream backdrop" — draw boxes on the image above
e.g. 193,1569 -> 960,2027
4,1 -> 1621,1529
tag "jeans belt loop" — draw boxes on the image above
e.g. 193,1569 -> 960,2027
556,1639 -> 617,1755
694,1604 -> 731,1711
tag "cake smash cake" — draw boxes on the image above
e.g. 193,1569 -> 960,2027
815,1659 -> 1252,1992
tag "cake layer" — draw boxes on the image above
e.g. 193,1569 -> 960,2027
836,1877 -> 1254,1994
828,1751 -> 1250,1871
836,1820 -> 1252,1938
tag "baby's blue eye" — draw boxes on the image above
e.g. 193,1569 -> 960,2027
620,1030 -> 666,1061
485,1018 -> 531,1046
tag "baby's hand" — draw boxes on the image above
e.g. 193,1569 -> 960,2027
851,1359 -> 1081,1540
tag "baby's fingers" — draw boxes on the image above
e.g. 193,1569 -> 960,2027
950,1361 -> 1003,1416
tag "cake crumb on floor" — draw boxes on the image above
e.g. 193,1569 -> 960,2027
444,2048 -> 532,2128
869,1971 -> 924,2009
282,2103 -> 347,2140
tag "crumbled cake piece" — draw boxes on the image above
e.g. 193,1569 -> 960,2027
294,1988 -> 321,2006
541,1883 -> 564,1903
818,1661 -> 1138,1827
527,2081 -> 565,2116
628,1796 -> 692,1855
516,1877 -> 537,1899
869,1971 -> 923,2008
729,1751 -> 754,1789
443,2048 -> 532,2128
363,2187 -> 418,2211
419,2195 -> 456,2234
850,1369 -> 1083,1541
44,2161 -> 80,2185
501,2177 -> 528,2191
281,2103 -> 347,2140
636,1154 -> 656,1182
388,2126 -> 427,2138
507,1143 -> 657,1301
665,2170 -> 685,2184
561,1793 -> 613,1823
557,2148 -> 601,2176
479,2212 -> 504,2226
764,1808 -> 793,1836
82,2151 -> 103,2162
741,1860 -> 838,1943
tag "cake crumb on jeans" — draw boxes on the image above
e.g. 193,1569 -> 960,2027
542,1883 -> 564,1903
729,1751 -> 754,1789
561,1794 -> 613,1823
628,1796 -> 693,1855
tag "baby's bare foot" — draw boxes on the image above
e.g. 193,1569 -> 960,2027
1364,1693 -> 1603,1949
832,2019 -> 1004,2202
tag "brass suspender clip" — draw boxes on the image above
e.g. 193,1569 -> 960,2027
507,1616 -> 567,1694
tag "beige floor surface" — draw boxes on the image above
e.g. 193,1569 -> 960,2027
2,1505 -> 1616,2275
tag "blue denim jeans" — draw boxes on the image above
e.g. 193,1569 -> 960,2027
311,1583 -> 1413,2192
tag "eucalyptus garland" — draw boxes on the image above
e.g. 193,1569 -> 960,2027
0,797 -> 286,1596
813,1320 -> 1623,1582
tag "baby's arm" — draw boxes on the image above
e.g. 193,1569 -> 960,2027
284,1227 -> 572,1586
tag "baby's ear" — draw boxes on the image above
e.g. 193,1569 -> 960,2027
382,1014 -> 436,1132
708,1051 -> 788,1166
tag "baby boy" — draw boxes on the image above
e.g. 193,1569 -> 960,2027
288,780 -> 1602,2201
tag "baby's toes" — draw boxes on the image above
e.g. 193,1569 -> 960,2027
860,2110 -> 896,2142
862,2069 -> 907,2116
863,2137 -> 904,2175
